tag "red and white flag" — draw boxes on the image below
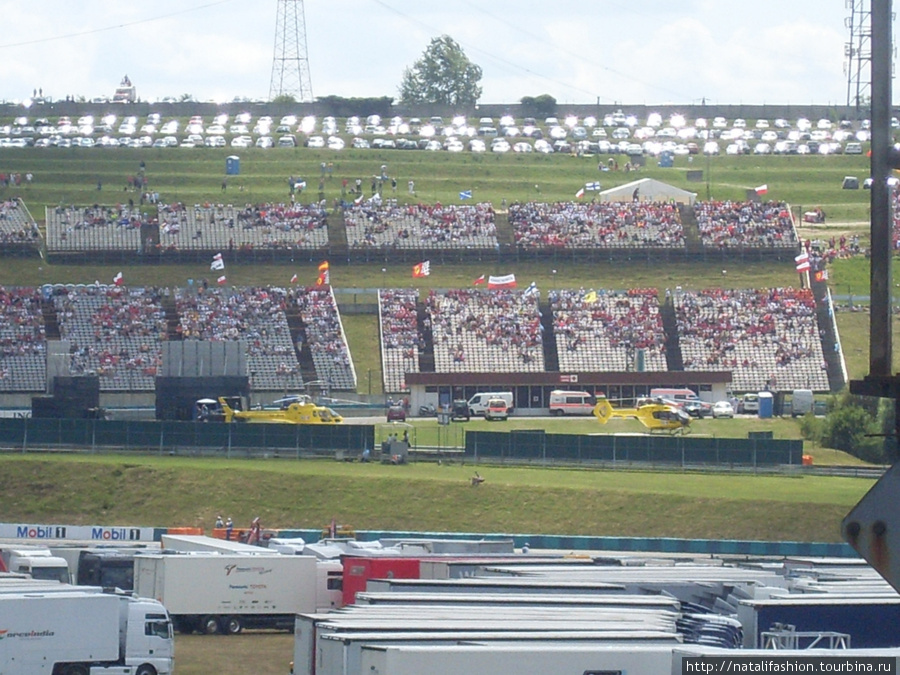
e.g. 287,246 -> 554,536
412,261 -> 431,278
488,274 -> 517,289
217,275 -> 227,285
211,252 -> 225,271
112,272 -> 123,286
794,251 -> 811,273
473,274 -> 486,286
575,187 -> 585,199
754,184 -> 768,195
290,273 -> 298,284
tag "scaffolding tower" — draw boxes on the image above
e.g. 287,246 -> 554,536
844,0 -> 873,112
269,0 -> 313,102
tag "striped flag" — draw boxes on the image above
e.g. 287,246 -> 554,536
488,274 -> 517,289
112,272 -> 123,286
217,275 -> 227,285
795,251 -> 811,273
473,274 -> 486,286
755,184 -> 768,195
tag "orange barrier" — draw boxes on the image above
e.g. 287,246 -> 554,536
802,454 -> 814,466
167,526 -> 204,535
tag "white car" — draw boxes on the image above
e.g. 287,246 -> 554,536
712,401 -> 735,419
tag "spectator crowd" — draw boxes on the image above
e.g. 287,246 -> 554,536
694,200 -> 798,249
346,201 -> 498,250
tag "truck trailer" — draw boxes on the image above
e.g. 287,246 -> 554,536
134,552 -> 318,634
0,589 -> 173,675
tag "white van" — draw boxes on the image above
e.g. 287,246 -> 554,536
549,390 -> 596,416
791,389 -> 814,417
467,392 -> 514,417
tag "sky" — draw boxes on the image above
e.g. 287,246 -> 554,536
0,0 -> 886,106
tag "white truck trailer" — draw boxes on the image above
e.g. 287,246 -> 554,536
0,545 -> 70,582
134,552 -> 318,635
0,589 -> 173,675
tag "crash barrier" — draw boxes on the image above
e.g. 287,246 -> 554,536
265,528 -> 855,558
0,418 -> 374,457
465,430 -> 803,467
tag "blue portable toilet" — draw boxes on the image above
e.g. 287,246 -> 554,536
658,151 -> 674,168
758,391 -> 774,418
225,155 -> 240,175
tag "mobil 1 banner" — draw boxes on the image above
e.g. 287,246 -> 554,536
0,523 -> 157,542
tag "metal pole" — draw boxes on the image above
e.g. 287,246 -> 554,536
869,0 -> 893,377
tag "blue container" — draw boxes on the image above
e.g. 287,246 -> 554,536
225,155 -> 240,175
758,391 -> 773,418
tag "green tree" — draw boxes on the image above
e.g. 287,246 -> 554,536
271,94 -> 297,104
399,35 -> 482,106
520,95 -> 557,119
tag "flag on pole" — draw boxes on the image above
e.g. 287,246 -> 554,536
584,181 -> 601,191
210,253 -> 225,271
113,272 -> 123,286
354,194 -> 365,205
316,261 -> 330,286
814,269 -> 829,282
459,190 -> 472,200
795,251 -> 811,273
575,187 -> 585,199
488,274 -> 517,289
523,281 -> 539,298
473,274 -> 486,286
217,275 -> 227,285
290,273 -> 298,284
583,290 -> 598,304
412,261 -> 431,278
755,184 -> 769,195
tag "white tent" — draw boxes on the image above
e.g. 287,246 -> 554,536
598,178 -> 697,206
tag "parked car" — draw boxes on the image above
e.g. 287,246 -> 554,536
386,405 -> 406,422
451,399 -> 471,422
484,398 -> 509,421
712,401 -> 735,419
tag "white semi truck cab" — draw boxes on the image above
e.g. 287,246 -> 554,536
0,546 -> 70,583
0,588 -> 174,674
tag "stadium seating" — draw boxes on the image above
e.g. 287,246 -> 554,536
378,289 -> 421,393
427,288 -> 544,373
0,199 -> 40,248
550,288 -> 668,372
294,287 -> 356,390
0,286 -> 45,392
694,200 -> 798,249
45,205 -> 145,253
674,287 -> 829,392
509,201 -> 686,250
53,285 -> 165,391
346,202 -> 498,250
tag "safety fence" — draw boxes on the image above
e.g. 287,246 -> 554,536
0,418 -> 374,458
465,430 -> 803,467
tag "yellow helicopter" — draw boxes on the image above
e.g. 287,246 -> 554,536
592,396 -> 691,433
214,395 -> 343,425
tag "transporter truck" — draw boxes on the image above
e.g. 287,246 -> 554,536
0,589 -> 174,675
134,552 -> 318,635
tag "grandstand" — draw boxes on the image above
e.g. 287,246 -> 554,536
174,285 -> 305,392
378,288 -> 421,394
294,286 -> 357,390
0,286 -> 45,392
156,202 -> 328,252
52,285 -> 164,391
427,288 -> 545,373
550,288 -> 668,372
37,196 -> 804,266
345,201 -> 498,251
694,200 -> 799,250
0,198 -> 40,252
509,201 -> 686,251
379,284 -> 837,400
673,288 -> 830,392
